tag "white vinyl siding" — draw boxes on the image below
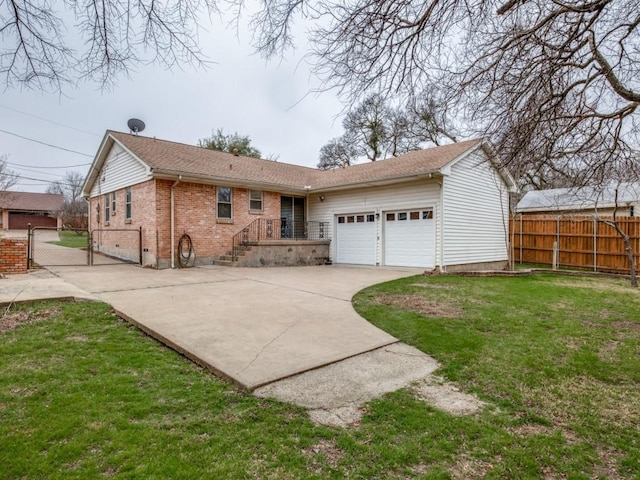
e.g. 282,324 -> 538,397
89,143 -> 150,198
308,180 -> 441,265
442,149 -> 509,266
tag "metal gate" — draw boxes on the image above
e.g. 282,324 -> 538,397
28,226 -> 90,267
27,226 -> 142,268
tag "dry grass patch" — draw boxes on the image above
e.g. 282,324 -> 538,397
374,294 -> 463,318
449,454 -> 496,479
549,277 -> 638,295
0,306 -> 60,333
303,438 -> 345,471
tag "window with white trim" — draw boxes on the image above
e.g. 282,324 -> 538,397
125,187 -> 132,220
249,190 -> 263,211
104,193 -> 110,223
217,186 -> 232,219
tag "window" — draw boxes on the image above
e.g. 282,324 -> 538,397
217,186 -> 232,219
125,187 -> 132,220
356,215 -> 365,223
398,212 -> 408,221
367,214 -> 375,222
104,194 -> 110,223
423,209 -> 434,219
111,192 -> 116,214
386,213 -> 395,221
338,216 -> 345,224
347,216 -> 355,223
249,190 -> 263,211
410,211 -> 420,220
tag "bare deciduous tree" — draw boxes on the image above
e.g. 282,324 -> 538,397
1,0 -> 217,90
241,0 -> 640,183
47,170 -> 88,229
0,155 -> 17,192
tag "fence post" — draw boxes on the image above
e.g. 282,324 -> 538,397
89,230 -> 93,266
27,223 -> 32,269
593,217 -> 597,272
139,227 -> 143,265
556,216 -> 560,268
519,213 -> 523,264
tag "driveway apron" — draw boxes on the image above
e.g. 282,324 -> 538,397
46,264 -> 420,390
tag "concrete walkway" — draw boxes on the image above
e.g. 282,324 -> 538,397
1,264 -> 421,390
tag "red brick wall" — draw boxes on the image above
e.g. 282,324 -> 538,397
0,238 -> 28,274
155,180 -> 281,266
90,179 -> 282,268
89,180 -> 158,266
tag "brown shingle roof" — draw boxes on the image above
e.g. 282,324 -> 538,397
0,191 -> 64,211
108,131 -> 484,192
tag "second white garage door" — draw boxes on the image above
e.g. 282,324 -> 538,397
335,213 -> 376,265
384,209 -> 435,268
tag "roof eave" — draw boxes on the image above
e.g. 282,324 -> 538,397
151,170 -> 310,195
309,171 -> 441,193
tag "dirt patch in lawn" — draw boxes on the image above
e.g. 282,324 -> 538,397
303,439 -> 345,471
374,294 -> 463,318
0,306 -> 60,333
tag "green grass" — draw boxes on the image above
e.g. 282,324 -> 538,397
48,230 -> 88,248
1,275 -> 639,479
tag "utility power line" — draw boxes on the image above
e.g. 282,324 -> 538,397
0,128 -> 93,157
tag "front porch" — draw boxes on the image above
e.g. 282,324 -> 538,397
213,219 -> 331,267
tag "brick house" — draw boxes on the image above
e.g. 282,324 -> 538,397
0,191 -> 64,230
82,131 -> 516,270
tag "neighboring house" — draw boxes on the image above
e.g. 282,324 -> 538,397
0,191 -> 64,230
517,182 -> 640,217
81,131 -> 516,270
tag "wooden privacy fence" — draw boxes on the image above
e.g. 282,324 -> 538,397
511,214 -> 640,274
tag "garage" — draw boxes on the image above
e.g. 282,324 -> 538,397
9,212 -> 58,229
384,208 -> 435,268
335,213 -> 376,265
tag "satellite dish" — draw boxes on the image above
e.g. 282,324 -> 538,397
127,118 -> 146,135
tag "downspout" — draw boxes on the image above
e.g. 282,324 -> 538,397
170,176 -> 182,269
439,177 -> 446,272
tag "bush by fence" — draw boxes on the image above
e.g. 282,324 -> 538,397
511,215 -> 640,274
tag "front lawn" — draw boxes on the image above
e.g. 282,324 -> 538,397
48,230 -> 88,248
1,274 -> 639,479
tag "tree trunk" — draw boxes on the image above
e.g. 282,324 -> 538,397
603,220 -> 638,288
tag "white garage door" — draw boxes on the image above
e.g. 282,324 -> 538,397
335,213 -> 376,265
384,209 -> 435,268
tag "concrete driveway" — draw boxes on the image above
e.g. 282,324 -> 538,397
45,264 -> 421,390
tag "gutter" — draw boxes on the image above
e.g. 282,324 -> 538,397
170,176 -> 182,269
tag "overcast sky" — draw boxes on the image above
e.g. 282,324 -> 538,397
0,10 -> 344,193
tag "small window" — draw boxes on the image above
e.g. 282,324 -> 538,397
111,192 -> 116,214
249,190 -> 263,211
217,186 -> 232,219
125,187 -> 132,220
410,211 -> 420,220
356,215 -> 365,223
386,213 -> 395,221
367,214 -> 375,222
104,194 -> 110,223
338,216 -> 345,224
398,212 -> 408,221
347,216 -> 355,223
423,209 -> 434,219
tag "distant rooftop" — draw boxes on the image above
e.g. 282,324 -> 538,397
0,191 -> 64,211
517,182 -> 640,212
